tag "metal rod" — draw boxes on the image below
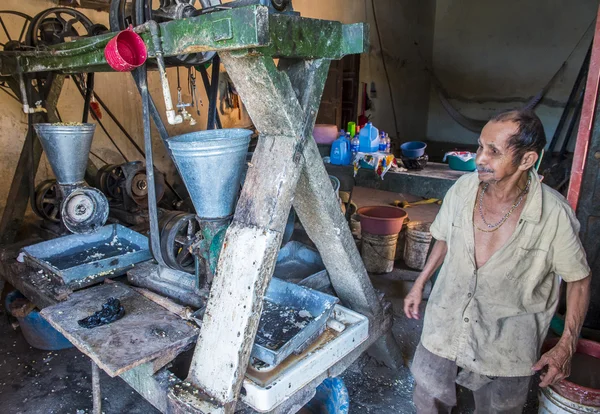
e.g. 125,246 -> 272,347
82,72 -> 94,123
198,61 -> 222,129
91,360 -> 101,414
137,63 -> 167,267
207,54 -> 221,129
134,21 -> 182,125
568,4 -> 600,209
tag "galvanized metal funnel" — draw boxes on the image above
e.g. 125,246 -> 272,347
34,123 -> 96,185
168,129 -> 252,219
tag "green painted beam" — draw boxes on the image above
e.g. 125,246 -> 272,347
260,14 -> 369,59
0,5 -> 368,75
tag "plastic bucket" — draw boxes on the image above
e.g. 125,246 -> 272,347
357,206 -> 408,235
361,231 -> 398,274
302,377 -> 349,414
538,386 -> 599,413
104,28 -> 147,72
403,222 -> 432,270
540,338 -> 600,408
5,291 -> 73,351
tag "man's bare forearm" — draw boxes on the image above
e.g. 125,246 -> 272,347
414,240 -> 447,288
559,275 -> 591,352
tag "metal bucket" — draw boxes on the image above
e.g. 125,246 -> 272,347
167,129 -> 252,219
538,386 -> 599,413
34,123 -> 96,185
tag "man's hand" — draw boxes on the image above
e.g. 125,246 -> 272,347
532,342 -> 574,387
403,282 -> 424,320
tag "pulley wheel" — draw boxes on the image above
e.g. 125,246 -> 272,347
33,179 -> 61,223
160,212 -> 201,273
125,166 -> 166,207
96,164 -> 125,201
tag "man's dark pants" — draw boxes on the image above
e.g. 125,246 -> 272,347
411,342 -> 532,414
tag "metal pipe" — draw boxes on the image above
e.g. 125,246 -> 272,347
568,4 -> 600,210
18,71 -> 46,114
92,361 -> 101,414
135,21 -> 182,125
137,63 -> 167,267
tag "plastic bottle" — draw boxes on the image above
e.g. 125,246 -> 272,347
347,122 -> 357,138
358,122 -> 380,153
330,131 -> 351,165
378,131 -> 387,152
351,134 -> 360,157
344,133 -> 353,164
385,133 -> 391,154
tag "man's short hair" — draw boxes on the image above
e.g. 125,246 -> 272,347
490,109 -> 546,166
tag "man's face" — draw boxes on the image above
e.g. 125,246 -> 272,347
475,120 -> 520,184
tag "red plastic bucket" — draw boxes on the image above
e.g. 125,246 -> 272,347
104,28 -> 147,72
357,206 -> 408,235
541,338 -> 600,407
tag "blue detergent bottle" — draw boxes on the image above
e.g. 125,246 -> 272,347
359,122 -> 380,153
330,131 -> 351,165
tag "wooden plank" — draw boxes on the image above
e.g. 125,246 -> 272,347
40,282 -> 198,377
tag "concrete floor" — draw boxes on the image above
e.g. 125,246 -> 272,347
0,272 -> 541,414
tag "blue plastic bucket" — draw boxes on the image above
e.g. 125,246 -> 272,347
303,377 -> 350,414
5,290 -> 73,351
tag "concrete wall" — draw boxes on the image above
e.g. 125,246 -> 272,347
294,0 -> 436,145
426,0 -> 598,150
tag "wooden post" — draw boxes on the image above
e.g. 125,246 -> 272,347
185,55 -> 330,413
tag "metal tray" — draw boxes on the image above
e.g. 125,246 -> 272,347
21,224 -> 152,289
251,277 -> 339,367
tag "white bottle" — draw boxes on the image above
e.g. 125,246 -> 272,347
385,133 -> 391,153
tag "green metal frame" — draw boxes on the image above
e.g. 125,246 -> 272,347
0,5 -> 368,75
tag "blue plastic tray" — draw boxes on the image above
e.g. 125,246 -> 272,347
21,224 -> 151,289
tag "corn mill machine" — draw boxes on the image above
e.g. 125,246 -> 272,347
0,1 -> 401,413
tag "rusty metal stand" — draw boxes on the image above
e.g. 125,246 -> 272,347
92,360 -> 102,414
0,6 -> 401,413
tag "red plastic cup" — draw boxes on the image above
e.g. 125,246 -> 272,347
104,28 -> 147,72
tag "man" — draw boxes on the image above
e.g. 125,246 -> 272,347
403,109 -> 592,413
